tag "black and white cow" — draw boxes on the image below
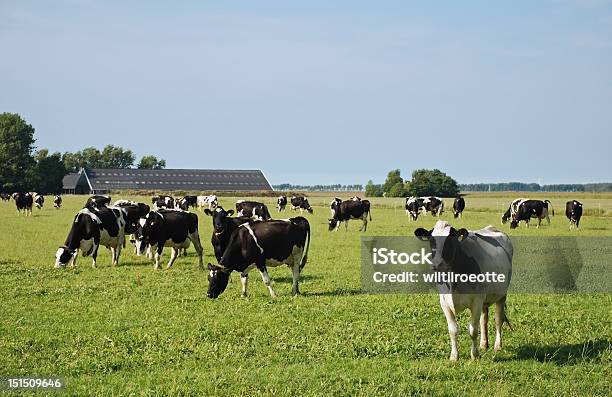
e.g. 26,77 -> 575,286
151,195 -> 174,209
422,196 -> 444,216
235,200 -> 272,221
290,196 -> 313,214
565,200 -> 583,230
86,195 -> 111,208
277,195 -> 287,212
176,195 -> 198,211
55,206 -> 127,268
197,195 -> 218,211
206,217 -> 311,298
350,196 -> 362,201
34,194 -> 44,209
330,197 -> 343,217
405,197 -> 424,221
453,197 -> 465,218
112,201 -> 151,235
13,192 -> 33,216
204,206 -> 251,262
415,220 -> 513,360
134,209 -> 204,270
0,193 -> 10,201
501,198 -> 527,224
53,195 -> 62,209
328,199 -> 372,232
510,200 -> 554,229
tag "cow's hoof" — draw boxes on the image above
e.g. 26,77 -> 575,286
480,342 -> 489,349
471,351 -> 480,360
449,354 -> 458,361
494,345 -> 502,352
241,293 -> 247,298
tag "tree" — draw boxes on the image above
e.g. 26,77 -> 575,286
63,145 -> 136,171
409,169 -> 459,197
99,145 -> 135,168
365,180 -> 384,197
137,155 -> 166,170
0,113 -> 36,191
30,149 -> 66,193
382,169 -> 409,197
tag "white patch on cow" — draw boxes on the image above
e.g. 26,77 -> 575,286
240,223 -> 264,253
77,208 -> 102,224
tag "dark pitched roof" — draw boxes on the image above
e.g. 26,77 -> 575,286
66,168 -> 273,191
62,171 -> 87,190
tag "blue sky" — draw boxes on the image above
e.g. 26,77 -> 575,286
1,1 -> 611,185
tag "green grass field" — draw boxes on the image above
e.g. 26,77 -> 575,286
1,193 -> 611,396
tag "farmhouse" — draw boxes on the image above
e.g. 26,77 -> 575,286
62,168 -> 273,194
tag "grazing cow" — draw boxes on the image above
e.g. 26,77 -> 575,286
290,196 -> 313,214
176,195 -> 198,211
34,194 -> 44,209
86,195 -> 111,208
277,195 -> 287,212
151,195 -> 174,209
112,201 -> 150,235
565,200 -> 583,230
55,206 -> 126,268
206,217 -> 311,298
13,192 -> 33,216
330,197 -> 342,217
197,195 -> 218,211
53,195 -> 62,209
235,200 -> 272,221
453,197 -> 465,218
414,220 -> 513,360
134,209 -> 204,270
204,207 -> 251,262
501,198 -> 527,224
510,200 -> 554,229
422,196 -> 445,216
1,193 -> 11,201
328,199 -> 372,232
405,197 -> 424,221
350,196 -> 362,201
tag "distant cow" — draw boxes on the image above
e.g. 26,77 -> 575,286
177,195 -> 198,211
422,197 -> 444,216
86,195 -> 111,208
290,196 -> 313,214
134,209 -> 204,270
277,195 -> 287,212
328,199 -> 372,232
235,200 -> 271,221
330,197 -> 342,217
565,200 -> 583,230
405,197 -> 424,221
204,207 -> 251,262
197,195 -> 218,211
501,198 -> 528,224
34,194 -> 44,209
415,220 -> 513,360
1,193 -> 11,201
453,197 -> 465,218
350,196 -> 362,201
53,195 -> 62,209
55,206 -> 126,268
207,217 -> 311,298
151,195 -> 174,209
13,192 -> 33,216
510,200 -> 554,229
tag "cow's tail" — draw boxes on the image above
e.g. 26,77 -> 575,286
503,301 -> 513,331
298,218 -> 311,272
545,200 -> 554,216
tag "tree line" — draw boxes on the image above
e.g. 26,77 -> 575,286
460,182 -> 612,192
0,113 -> 167,193
273,183 -> 364,192
366,169 -> 460,197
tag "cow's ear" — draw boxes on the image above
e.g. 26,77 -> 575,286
204,209 -> 213,216
414,228 -> 432,240
457,228 -> 469,241
226,210 -> 234,216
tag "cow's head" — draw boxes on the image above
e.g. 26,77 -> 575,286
328,218 -> 339,231
207,263 -> 231,298
204,207 -> 235,234
414,221 -> 468,271
304,200 -> 313,213
135,212 -> 162,255
509,219 -> 519,229
501,209 -> 511,224
55,246 -> 76,268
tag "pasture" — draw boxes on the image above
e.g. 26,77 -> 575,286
0,193 -> 611,396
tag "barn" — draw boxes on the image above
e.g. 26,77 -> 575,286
62,168 -> 273,194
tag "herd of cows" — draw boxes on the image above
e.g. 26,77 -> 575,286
0,191 -> 589,359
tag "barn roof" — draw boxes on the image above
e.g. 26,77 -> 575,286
63,168 -> 273,192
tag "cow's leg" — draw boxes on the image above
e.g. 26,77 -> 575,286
494,297 -> 506,351
291,261 -> 301,296
91,244 -> 100,268
440,298 -> 459,361
469,300 -> 482,359
110,247 -> 117,266
240,272 -> 249,297
154,245 -> 164,270
71,250 -> 79,268
345,221 -> 349,232
190,233 -> 204,266
480,304 -> 489,349
361,216 -> 368,232
257,265 -> 276,298
166,248 -> 179,269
